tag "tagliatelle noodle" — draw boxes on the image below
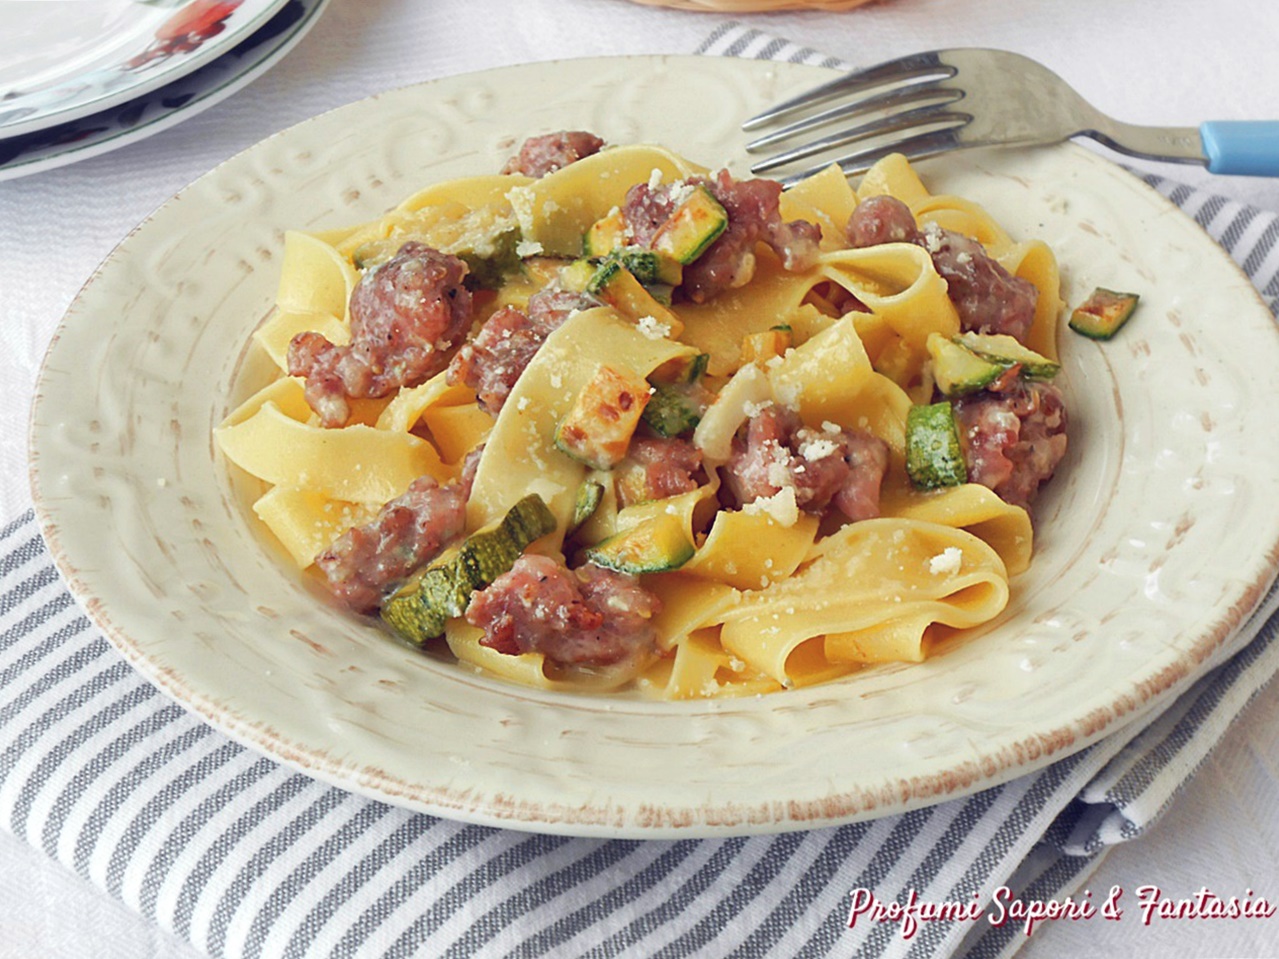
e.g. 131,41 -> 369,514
252,486 -> 379,569
444,620 -> 560,690
716,519 -> 1010,684
217,402 -> 448,503
643,576 -> 741,652
778,162 -> 860,250
660,629 -> 783,700
681,510 -> 821,590
422,404 -> 494,465
766,315 -> 912,454
276,231 -> 360,320
221,375 -> 313,427
616,485 -> 718,538
879,479 -> 1034,576
856,152 -> 932,208
996,240 -> 1063,360
396,174 -> 535,216
915,195 -> 1014,250
673,251 -> 820,375
253,309 -> 347,371
375,372 -> 476,433
820,244 -> 958,345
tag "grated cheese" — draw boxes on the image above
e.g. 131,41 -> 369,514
928,547 -> 964,576
922,221 -> 944,253
798,437 -> 838,462
635,314 -> 671,340
742,487 -> 799,527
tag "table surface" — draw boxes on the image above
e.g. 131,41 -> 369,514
2,1 -> 1278,956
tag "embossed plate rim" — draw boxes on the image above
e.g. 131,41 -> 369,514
28,55 -> 1279,837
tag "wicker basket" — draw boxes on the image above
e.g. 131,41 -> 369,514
627,0 -> 877,10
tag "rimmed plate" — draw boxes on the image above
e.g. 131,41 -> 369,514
0,0 -> 288,139
28,56 -> 1279,838
0,0 -> 330,182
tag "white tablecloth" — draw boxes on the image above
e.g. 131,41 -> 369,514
3,1 -> 1278,956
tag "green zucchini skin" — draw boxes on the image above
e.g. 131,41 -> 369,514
906,402 -> 969,490
580,513 -> 695,574
569,479 -> 605,534
613,249 -> 683,287
1069,287 -> 1140,340
380,494 -> 556,645
927,334 -> 1009,397
653,186 -> 729,264
640,353 -> 709,439
640,383 -> 703,437
952,332 -> 1060,380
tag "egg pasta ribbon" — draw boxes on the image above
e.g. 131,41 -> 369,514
716,519 -> 1010,685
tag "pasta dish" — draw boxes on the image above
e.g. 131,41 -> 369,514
215,132 -> 1068,698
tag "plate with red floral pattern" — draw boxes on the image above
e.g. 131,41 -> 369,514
0,0 -> 287,138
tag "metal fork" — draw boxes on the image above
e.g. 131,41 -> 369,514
744,48 -> 1279,186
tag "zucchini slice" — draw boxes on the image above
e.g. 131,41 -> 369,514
381,493 -> 556,644
652,185 -> 729,264
569,478 -> 605,534
953,332 -> 1061,379
905,402 -> 969,490
640,382 -> 704,438
612,249 -> 684,287
1069,287 -> 1140,340
586,259 -> 684,336
554,364 -> 652,470
583,208 -> 626,257
581,512 -> 695,574
926,333 -> 1010,397
641,351 -> 710,438
557,258 -> 598,294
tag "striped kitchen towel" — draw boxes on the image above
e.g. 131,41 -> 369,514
5,32 -> 1279,959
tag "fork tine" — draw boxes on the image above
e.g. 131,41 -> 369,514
745,84 -> 964,153
749,107 -> 970,175
772,127 -> 965,188
742,51 -> 951,131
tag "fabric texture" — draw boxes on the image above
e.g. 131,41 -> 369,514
4,21 -> 1278,959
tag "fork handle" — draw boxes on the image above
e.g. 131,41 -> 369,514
1200,121 -> 1279,176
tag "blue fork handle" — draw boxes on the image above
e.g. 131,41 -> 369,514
1200,121 -> 1279,176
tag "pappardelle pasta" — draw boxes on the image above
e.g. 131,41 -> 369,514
216,132 -> 1068,698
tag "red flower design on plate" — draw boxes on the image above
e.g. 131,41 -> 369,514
126,0 -> 245,69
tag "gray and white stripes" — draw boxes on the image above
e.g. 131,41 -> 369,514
4,26 -> 1279,958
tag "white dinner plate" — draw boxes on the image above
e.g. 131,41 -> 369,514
28,56 -> 1279,838
0,0 -> 288,138
0,0 -> 330,182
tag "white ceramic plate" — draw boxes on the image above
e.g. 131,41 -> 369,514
0,0 -> 288,138
0,0 -> 329,182
29,56 -> 1279,838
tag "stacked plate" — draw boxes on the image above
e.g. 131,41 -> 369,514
0,0 -> 330,181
